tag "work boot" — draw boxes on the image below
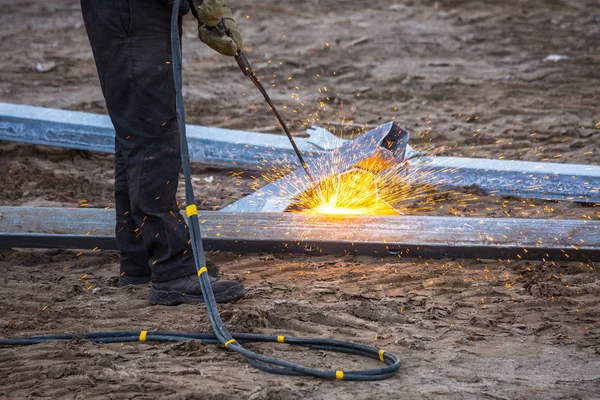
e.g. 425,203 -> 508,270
149,274 -> 245,305
118,260 -> 220,288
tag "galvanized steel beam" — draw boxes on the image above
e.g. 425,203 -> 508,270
0,102 -> 342,170
226,153 -> 600,213
405,156 -> 600,203
2,102 -> 598,204
0,207 -> 597,261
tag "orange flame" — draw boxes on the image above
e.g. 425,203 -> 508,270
297,169 -> 400,215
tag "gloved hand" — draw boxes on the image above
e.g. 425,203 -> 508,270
191,0 -> 242,56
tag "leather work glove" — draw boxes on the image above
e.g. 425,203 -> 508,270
191,0 -> 243,56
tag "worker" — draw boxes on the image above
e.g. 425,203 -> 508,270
80,0 -> 245,305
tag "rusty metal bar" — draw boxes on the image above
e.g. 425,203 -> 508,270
1,207 -> 597,261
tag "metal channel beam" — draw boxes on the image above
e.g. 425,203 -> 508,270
2,102 -> 598,203
222,122 -> 409,212
0,102 -> 341,170
1,207 -> 598,261
227,153 -> 600,212
224,141 -> 600,213
405,156 -> 600,203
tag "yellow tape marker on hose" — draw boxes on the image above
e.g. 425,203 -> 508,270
197,266 -> 208,277
335,370 -> 344,380
379,349 -> 385,362
186,204 -> 198,217
139,330 -> 148,342
224,339 -> 236,348
277,336 -> 285,343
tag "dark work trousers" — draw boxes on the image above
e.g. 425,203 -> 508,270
81,0 -> 196,282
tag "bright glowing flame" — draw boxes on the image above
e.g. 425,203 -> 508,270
291,169 -> 403,215
261,137 -> 448,216
312,204 -> 372,215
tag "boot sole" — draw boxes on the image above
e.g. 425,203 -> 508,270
148,285 -> 245,306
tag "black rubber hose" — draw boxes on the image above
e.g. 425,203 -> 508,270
0,331 -> 400,380
0,1 -> 401,381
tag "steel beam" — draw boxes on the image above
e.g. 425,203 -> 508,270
1,207 -> 597,261
405,156 -> 600,203
222,122 -> 409,212
0,102 -> 343,170
226,153 -> 600,213
3,102 -> 598,204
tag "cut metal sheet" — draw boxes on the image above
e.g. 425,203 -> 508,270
222,122 -> 409,212
0,207 -> 598,261
0,102 -> 342,170
305,126 -> 346,150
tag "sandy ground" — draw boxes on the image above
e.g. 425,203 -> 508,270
1,0 -> 600,398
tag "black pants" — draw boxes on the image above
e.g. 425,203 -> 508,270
82,0 -> 196,282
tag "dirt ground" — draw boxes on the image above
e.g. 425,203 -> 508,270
1,0 -> 600,398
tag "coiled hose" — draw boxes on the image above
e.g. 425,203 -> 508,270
0,0 -> 401,381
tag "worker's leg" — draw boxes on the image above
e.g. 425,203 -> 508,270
81,0 -> 195,282
115,149 -> 151,285
81,0 -> 151,285
81,0 -> 244,304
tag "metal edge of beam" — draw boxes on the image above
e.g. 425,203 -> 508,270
2,233 -> 596,261
1,207 -> 597,261
222,122 -> 409,212
406,156 -> 600,203
0,102 -> 340,170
